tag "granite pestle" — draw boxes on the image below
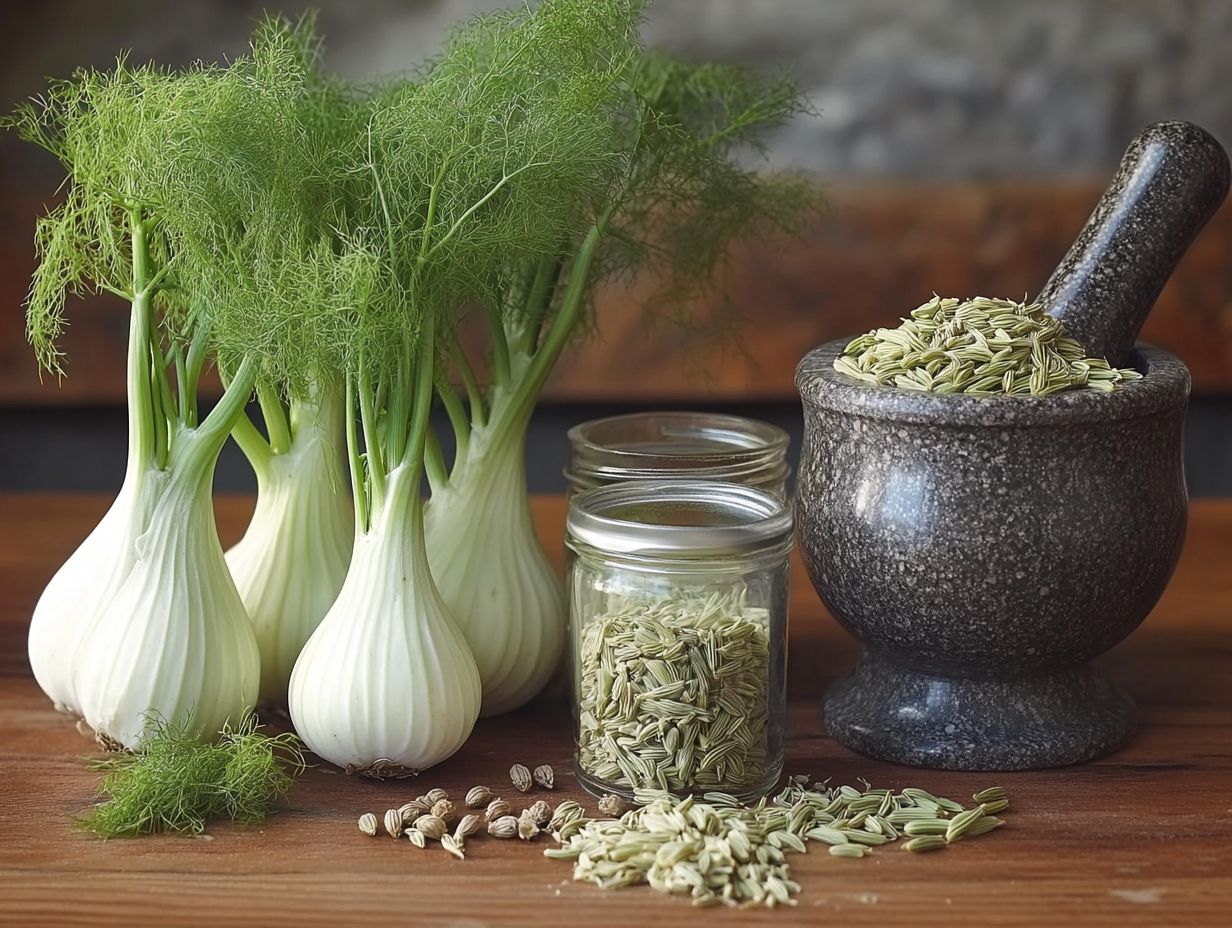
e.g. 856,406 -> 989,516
1037,120 -> 1229,367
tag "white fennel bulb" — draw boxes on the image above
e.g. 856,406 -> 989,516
289,464 -> 480,773
425,415 -> 565,717
27,468 -> 155,714
75,439 -> 260,749
226,393 -> 352,703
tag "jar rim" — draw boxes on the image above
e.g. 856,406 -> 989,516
566,411 -> 789,484
567,480 -> 793,558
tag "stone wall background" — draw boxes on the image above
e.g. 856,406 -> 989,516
6,0 -> 1232,179
4,1 -> 1231,495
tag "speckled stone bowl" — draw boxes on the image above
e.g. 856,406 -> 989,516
795,339 -> 1190,770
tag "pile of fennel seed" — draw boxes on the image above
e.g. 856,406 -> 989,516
544,779 -> 1010,908
834,295 -> 1143,396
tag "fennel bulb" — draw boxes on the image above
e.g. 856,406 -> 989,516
425,396 -> 564,716
289,464 -> 480,773
27,448 -> 153,714
76,439 -> 260,748
13,21 -> 358,744
226,392 -> 353,703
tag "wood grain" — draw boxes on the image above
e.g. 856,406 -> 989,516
1,495 -> 1230,927
3,183 -> 1232,406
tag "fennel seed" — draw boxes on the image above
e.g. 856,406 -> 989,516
357,812 -> 378,837
829,844 -> 867,859
533,764 -> 555,789
945,804 -> 988,842
835,296 -> 1143,396
431,798 -> 456,823
510,764 -> 533,793
406,828 -> 427,849
902,819 -> 950,837
576,586 -> 772,795
548,800 -> 585,832
546,780 -> 1012,907
903,835 -> 948,853
423,787 -> 449,805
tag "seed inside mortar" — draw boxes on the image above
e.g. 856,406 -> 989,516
834,295 -> 1143,396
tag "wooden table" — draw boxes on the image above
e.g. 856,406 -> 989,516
1,495 -> 1229,927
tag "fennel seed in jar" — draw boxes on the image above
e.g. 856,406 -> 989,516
576,588 -> 771,794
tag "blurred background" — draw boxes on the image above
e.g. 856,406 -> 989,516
2,0 -> 1230,494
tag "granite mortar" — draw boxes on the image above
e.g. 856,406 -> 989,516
795,339 -> 1190,770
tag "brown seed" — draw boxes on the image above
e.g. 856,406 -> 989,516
383,808 -> 404,838
424,787 -> 450,805
510,764 -> 533,793
357,812 -> 378,836
532,764 -> 555,790
488,815 -> 518,838
597,794 -> 624,817
431,798 -> 456,823
465,785 -> 494,808
485,798 -> 511,821
526,799 -> 552,826
398,799 -> 429,823
455,813 -> 482,840
412,814 -> 447,840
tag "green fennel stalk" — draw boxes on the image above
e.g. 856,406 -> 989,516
425,40 -> 821,715
286,0 -> 639,772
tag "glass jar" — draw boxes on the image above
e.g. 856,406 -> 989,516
566,481 -> 792,802
565,411 -> 790,499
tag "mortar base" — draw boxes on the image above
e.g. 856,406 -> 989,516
823,653 -> 1136,771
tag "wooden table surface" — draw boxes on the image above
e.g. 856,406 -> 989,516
1,494 -> 1229,927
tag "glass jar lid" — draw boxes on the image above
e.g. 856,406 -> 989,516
567,480 -> 793,558
565,411 -> 789,487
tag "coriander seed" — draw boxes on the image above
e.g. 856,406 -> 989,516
431,798 -> 456,823
465,785 -> 493,808
488,815 -> 518,838
455,814 -> 482,840
383,808 -> 404,838
412,814 -> 447,840
510,764 -> 533,793
527,800 -> 551,827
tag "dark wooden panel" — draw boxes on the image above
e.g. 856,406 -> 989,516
3,183 -> 1231,405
